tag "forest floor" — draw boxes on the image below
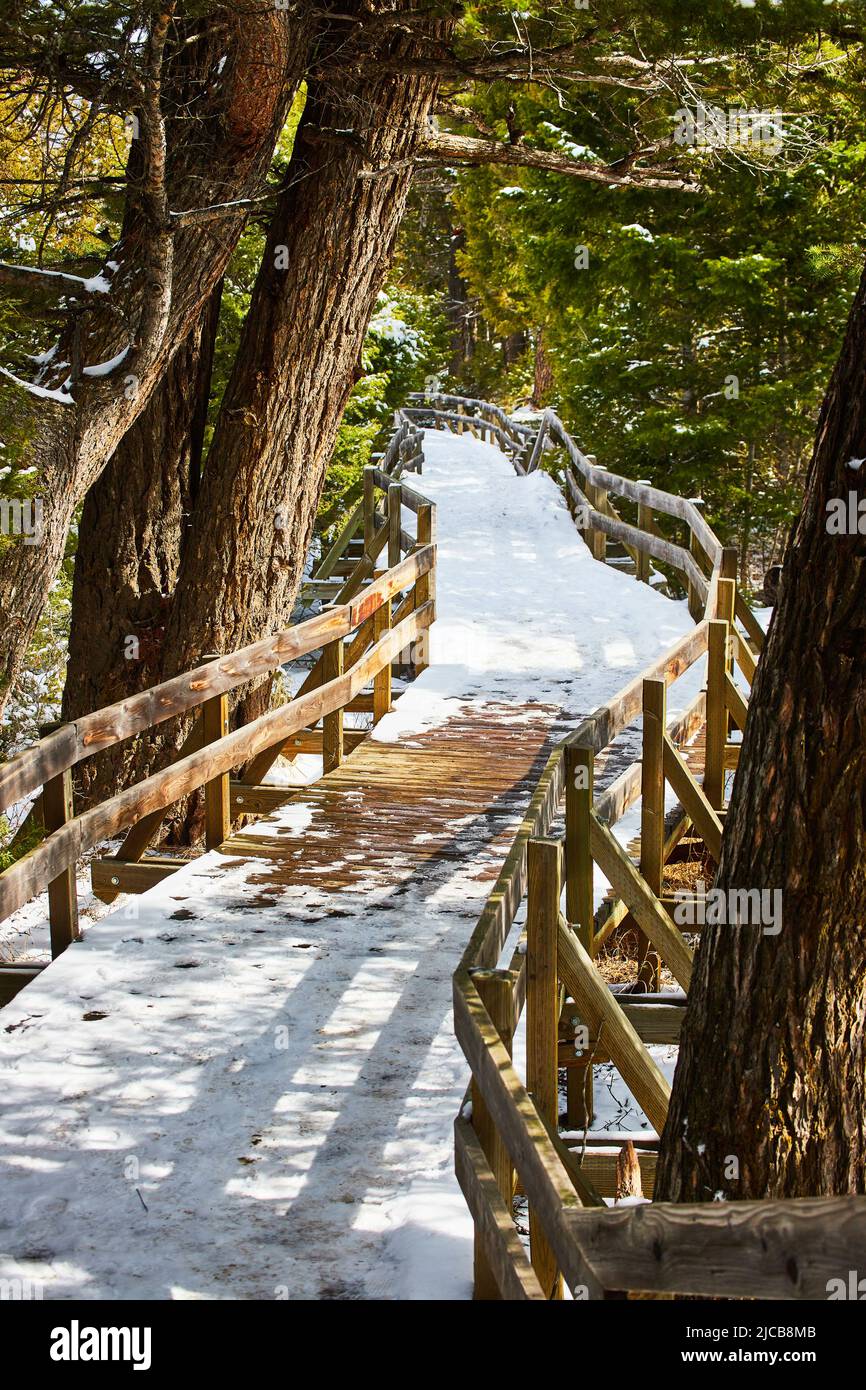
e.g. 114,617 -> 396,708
0,430 -> 697,1300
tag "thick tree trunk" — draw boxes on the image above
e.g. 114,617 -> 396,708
55,7 -> 449,844
162,13 -> 448,681
0,5 -> 311,712
656,263 -> 866,1202
61,283 -> 222,805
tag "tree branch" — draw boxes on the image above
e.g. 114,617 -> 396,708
418,131 -> 698,192
323,38 -> 662,91
0,261 -> 112,298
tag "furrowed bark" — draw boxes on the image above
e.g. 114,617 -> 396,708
163,7 -> 451,681
60,282 -> 222,806
54,3 -> 451,842
656,262 -> 866,1202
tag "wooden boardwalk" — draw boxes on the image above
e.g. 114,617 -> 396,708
0,427 -> 697,1300
222,707 -> 561,895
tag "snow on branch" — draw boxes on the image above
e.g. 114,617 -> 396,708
0,262 -> 112,298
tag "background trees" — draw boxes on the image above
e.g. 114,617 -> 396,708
2,0 -> 864,811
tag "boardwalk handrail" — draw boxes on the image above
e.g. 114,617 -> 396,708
408,390 -> 766,645
414,395 -> 864,1301
0,458 -> 437,955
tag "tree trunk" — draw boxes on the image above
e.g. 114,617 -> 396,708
162,13 -> 449,682
57,6 -> 450,844
532,329 -> 554,407
0,5 -> 312,713
448,226 -> 475,379
655,262 -> 866,1202
61,282 -> 222,805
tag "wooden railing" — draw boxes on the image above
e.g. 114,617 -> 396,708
408,391 -> 766,648
0,442 -> 436,1004
409,393 -> 865,1301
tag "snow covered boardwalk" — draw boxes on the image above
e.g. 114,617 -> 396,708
0,430 -> 691,1300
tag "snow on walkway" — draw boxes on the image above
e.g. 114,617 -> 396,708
0,431 -> 691,1301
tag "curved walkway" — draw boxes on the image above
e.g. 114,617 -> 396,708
0,430 -> 690,1300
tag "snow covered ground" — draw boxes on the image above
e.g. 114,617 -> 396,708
0,429 -> 694,1301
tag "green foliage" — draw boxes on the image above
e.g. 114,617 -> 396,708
445,21 -> 866,573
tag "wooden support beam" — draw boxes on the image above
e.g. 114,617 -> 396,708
202,677 -> 230,850
734,629 -> 757,685
564,741 -> 594,953
0,963 -> 46,1007
636,504 -> 653,582
373,598 -> 392,724
322,638 -> 345,774
363,466 -> 376,556
41,756 -> 79,958
471,970 -> 516,1300
662,735 -> 723,862
725,671 -> 749,732
388,481 -> 402,569
527,838 -> 564,1299
589,813 -> 693,991
556,917 -> 671,1136
585,467 -> 607,562
314,498 -> 364,580
229,782 -> 292,816
638,679 -> 665,991
736,586 -> 765,652
704,619 -> 728,811
687,530 -> 705,620
414,502 -> 436,674
91,856 -> 183,898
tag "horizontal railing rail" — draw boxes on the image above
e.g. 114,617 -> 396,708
0,456 -> 438,973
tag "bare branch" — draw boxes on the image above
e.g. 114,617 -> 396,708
322,38 -> 662,91
418,131 -> 698,192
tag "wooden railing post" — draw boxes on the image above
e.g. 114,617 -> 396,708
704,619 -> 729,811
414,501 -> 436,675
373,598 -> 392,724
201,661 -> 230,850
39,721 -> 79,958
387,481 -> 402,569
527,837 -> 563,1300
363,466 -> 376,559
565,741 -> 595,953
687,530 -> 704,620
636,503 -> 653,583
585,457 -> 607,562
716,571 -> 737,737
638,678 -> 665,991
470,968 -> 515,1300
322,638 -> 344,773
